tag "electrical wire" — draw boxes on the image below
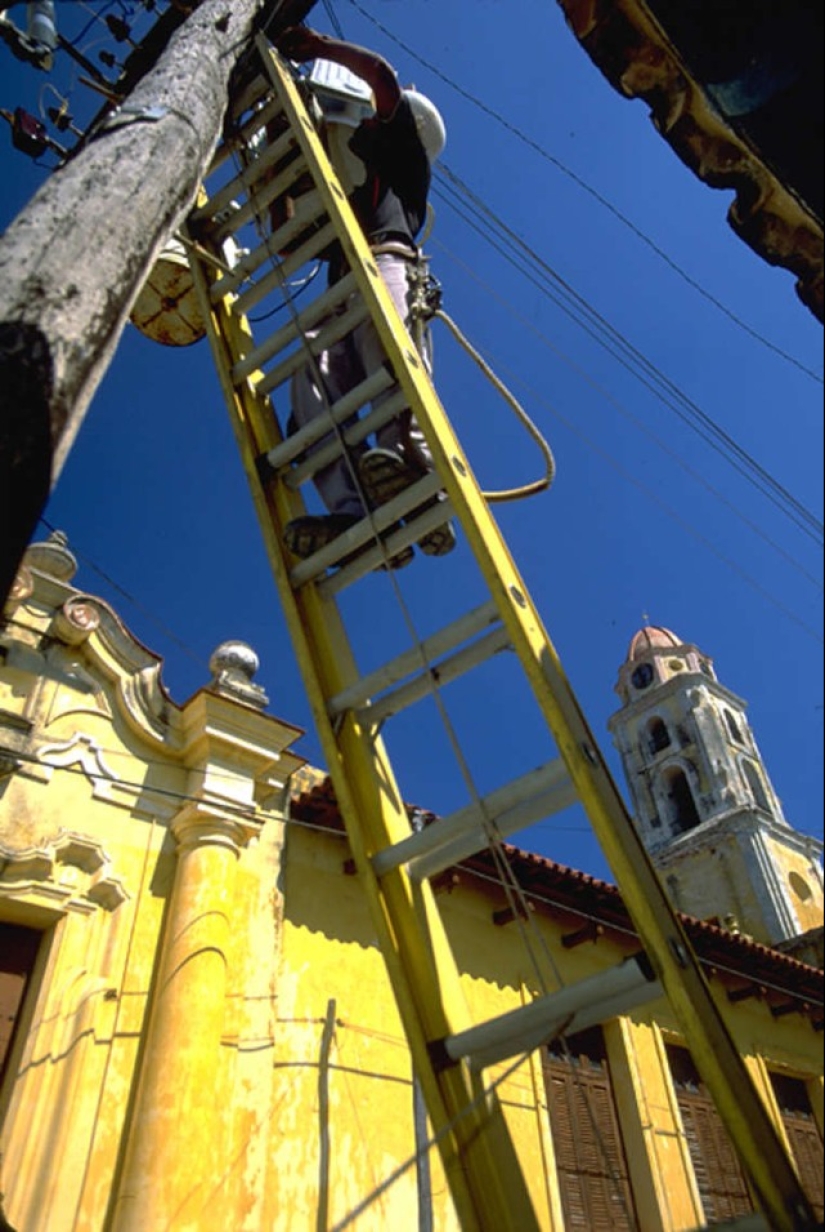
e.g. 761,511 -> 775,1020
439,334 -> 824,643
321,0 -> 345,41
433,164 -> 824,546
430,237 -> 823,594
343,0 -> 824,388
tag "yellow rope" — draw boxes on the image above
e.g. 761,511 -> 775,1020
433,308 -> 556,502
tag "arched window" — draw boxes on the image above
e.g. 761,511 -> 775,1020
742,761 -> 771,813
647,717 -> 671,754
725,710 -> 744,744
664,767 -> 701,834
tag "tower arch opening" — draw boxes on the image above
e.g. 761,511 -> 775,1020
664,766 -> 702,835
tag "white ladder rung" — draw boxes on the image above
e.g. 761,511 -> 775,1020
440,955 -> 660,1071
232,220 -> 337,317
209,190 -> 327,302
355,625 -> 512,728
225,71 -> 273,131
209,93 -> 285,177
233,270 -> 359,383
318,495 -> 457,595
264,369 -> 396,474
285,390 -> 409,490
286,505 -> 419,586
194,125 -> 298,225
255,298 -> 372,397
372,759 -> 577,880
316,474 -> 451,597
209,151 -> 310,243
329,602 -> 501,717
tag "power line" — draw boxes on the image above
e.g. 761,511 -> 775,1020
321,0 -> 822,546
343,0 -> 823,388
428,235 -> 822,593
438,328 -> 824,642
433,164 -> 824,546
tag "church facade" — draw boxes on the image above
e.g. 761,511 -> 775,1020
0,539 -> 822,1230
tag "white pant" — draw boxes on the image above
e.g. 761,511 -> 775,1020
290,251 -> 434,517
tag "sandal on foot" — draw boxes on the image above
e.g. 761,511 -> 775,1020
358,449 -> 457,557
285,513 -> 413,571
284,514 -> 360,560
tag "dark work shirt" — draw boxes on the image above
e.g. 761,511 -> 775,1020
347,95 -> 429,247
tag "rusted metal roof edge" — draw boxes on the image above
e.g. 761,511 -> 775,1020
290,778 -> 824,1014
555,0 -> 823,321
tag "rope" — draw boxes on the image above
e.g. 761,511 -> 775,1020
432,306 -> 556,502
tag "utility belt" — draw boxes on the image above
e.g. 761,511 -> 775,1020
328,235 -> 418,285
327,237 -> 442,331
369,239 -> 420,262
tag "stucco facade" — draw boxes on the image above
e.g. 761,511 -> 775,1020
0,539 -> 822,1231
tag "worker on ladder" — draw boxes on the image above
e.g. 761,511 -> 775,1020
274,25 -> 457,565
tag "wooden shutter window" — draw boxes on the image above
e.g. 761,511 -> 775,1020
543,1026 -> 637,1231
667,1045 -> 755,1223
770,1073 -> 824,1220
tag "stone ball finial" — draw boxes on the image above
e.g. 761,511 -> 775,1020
208,640 -> 269,710
25,529 -> 78,582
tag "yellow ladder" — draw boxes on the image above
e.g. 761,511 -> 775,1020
183,35 -> 815,1232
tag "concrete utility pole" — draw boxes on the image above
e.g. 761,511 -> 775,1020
0,0 -> 316,605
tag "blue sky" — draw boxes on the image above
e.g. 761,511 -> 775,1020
1,0 -> 822,882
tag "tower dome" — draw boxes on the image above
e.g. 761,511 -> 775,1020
626,625 -> 683,662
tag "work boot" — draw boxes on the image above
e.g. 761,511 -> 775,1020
283,513 -> 413,570
358,449 -> 457,557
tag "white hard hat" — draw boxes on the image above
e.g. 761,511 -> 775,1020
404,89 -> 446,160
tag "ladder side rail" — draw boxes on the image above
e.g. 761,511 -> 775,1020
255,39 -> 816,1232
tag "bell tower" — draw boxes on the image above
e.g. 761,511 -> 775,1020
608,626 -> 823,947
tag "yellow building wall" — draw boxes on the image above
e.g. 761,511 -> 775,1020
1,549 -> 822,1232
765,835 -> 825,934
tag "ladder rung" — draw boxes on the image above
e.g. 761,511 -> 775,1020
329,602 -> 501,717
226,72 -> 274,132
208,93 -> 286,177
209,151 -> 310,244
194,125 -> 299,226
317,494 -> 457,596
371,759 -> 577,880
440,955 -> 660,1071
263,369 -> 396,474
233,270 -> 359,383
232,220 -> 337,318
354,624 -> 512,728
285,472 -> 446,583
316,475 -> 450,596
285,390 -> 409,490
287,504 -> 421,586
255,297 -> 371,397
361,471 -> 454,536
208,190 -> 327,301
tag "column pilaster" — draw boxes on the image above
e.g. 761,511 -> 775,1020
112,802 -> 257,1231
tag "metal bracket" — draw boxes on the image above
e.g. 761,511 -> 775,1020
97,104 -> 168,134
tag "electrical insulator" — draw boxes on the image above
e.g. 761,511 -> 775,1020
105,15 -> 131,43
26,1 -> 56,51
11,106 -> 48,157
99,49 -> 117,69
